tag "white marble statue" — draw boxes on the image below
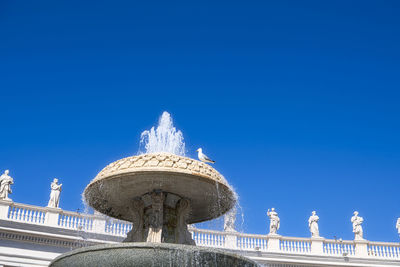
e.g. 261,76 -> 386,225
267,208 -> 280,234
351,211 -> 364,240
224,207 -> 237,232
0,170 -> 14,201
308,211 -> 320,237
396,218 -> 400,237
47,178 -> 62,208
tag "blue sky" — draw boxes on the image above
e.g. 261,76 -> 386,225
1,1 -> 400,242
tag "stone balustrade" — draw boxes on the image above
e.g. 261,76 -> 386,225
1,199 -> 399,261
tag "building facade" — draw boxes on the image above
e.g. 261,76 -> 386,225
1,200 -> 399,267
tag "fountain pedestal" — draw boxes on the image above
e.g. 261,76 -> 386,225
123,191 -> 194,245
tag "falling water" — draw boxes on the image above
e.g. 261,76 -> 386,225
139,111 -> 186,156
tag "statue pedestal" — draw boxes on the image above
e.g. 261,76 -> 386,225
0,199 -> 12,220
45,207 -> 62,227
354,239 -> 369,257
310,236 -> 324,255
224,231 -> 238,249
267,234 -> 281,252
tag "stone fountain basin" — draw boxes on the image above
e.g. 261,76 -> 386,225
50,243 -> 259,267
84,153 -> 236,223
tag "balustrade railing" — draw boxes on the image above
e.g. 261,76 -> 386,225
323,239 -> 355,256
237,233 -> 268,251
191,228 -> 225,248
368,242 -> 400,258
281,237 -> 311,254
105,219 -> 132,236
7,203 -> 46,224
58,211 -> 94,231
1,201 -> 400,261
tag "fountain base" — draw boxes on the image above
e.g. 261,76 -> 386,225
123,190 -> 194,245
49,243 -> 258,267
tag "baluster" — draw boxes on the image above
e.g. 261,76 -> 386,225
21,209 -> 26,221
26,209 -> 30,222
12,207 -> 17,219
35,210 -> 40,223
68,215 -> 72,228
27,209 -> 32,222
15,208 -> 21,220
372,245 -> 376,256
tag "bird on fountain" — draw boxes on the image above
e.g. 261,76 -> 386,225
196,148 -> 215,164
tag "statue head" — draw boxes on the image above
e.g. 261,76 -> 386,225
312,211 -> 316,215
196,148 -> 202,152
353,211 -> 359,216
53,178 -> 58,183
4,170 -> 9,175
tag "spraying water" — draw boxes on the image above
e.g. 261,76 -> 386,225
139,111 -> 186,156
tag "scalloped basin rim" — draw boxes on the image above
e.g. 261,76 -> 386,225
84,153 -> 236,224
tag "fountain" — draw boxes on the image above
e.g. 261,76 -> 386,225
50,112 -> 258,266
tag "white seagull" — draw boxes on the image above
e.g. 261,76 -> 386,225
196,148 -> 215,164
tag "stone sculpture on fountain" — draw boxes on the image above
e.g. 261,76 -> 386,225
396,217 -> 400,237
308,211 -> 320,237
47,178 -> 62,208
267,208 -> 280,235
0,170 -> 13,201
351,211 -> 364,240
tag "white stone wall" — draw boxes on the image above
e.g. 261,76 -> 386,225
0,200 -> 400,266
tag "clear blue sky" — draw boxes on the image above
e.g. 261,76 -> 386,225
1,1 -> 399,242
